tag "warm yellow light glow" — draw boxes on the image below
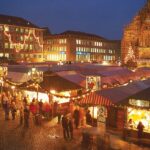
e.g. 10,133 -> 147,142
127,107 -> 150,132
50,90 -> 56,94
11,86 -> 15,89
53,96 -> 70,104
102,61 -> 109,65
4,25 -> 43,52
24,90 -> 49,102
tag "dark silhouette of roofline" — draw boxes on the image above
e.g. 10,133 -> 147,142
0,14 -> 41,29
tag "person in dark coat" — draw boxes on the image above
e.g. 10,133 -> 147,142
68,117 -> 74,140
62,115 -> 69,140
137,121 -> 144,139
10,101 -> 17,120
38,99 -> 43,115
24,106 -> 30,127
73,108 -> 80,129
86,110 -> 92,125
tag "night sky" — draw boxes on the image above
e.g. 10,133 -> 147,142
0,0 -> 146,40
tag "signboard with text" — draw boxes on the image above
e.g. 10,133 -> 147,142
129,99 -> 150,108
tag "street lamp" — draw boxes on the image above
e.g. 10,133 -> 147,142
0,65 -> 8,93
28,67 -> 43,101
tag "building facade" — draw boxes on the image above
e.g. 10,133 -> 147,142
0,14 -> 44,62
122,0 -> 150,67
44,31 -> 120,63
0,14 -> 121,63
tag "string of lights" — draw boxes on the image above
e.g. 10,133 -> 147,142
4,25 -> 43,53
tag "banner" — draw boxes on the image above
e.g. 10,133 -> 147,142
86,76 -> 101,91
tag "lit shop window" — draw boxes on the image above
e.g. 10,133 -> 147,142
76,39 -> 81,45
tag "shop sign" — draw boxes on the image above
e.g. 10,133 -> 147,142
97,106 -> 107,123
86,76 -> 101,91
129,99 -> 150,108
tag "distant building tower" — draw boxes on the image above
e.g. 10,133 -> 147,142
122,0 -> 150,67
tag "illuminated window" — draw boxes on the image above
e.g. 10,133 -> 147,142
20,36 -> 24,41
25,29 -> 29,33
76,39 -> 81,45
25,44 -> 28,49
5,43 -> 9,49
59,39 -> 67,44
20,28 -> 24,33
30,45 -> 33,50
20,45 -> 24,49
10,44 -> 14,49
0,26 -> 3,31
5,26 -> 9,32
16,28 -> 19,32
30,37 -> 33,41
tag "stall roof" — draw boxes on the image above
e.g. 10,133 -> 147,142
40,71 -> 83,92
97,79 -> 150,104
56,71 -> 86,87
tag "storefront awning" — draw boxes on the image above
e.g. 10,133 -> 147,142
78,92 -> 113,106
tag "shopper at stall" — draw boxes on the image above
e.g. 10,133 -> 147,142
127,118 -> 134,128
137,121 -> 144,139
73,108 -> 80,129
86,110 -> 92,125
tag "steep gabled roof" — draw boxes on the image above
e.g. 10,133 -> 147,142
0,14 -> 40,29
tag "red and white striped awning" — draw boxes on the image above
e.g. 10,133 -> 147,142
78,92 -> 113,106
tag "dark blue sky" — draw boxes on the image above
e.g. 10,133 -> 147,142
0,0 -> 146,40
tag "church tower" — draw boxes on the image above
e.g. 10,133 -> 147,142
121,0 -> 150,67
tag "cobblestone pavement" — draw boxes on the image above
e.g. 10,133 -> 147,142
0,108 -> 150,150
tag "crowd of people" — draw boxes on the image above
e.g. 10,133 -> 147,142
0,91 -> 55,127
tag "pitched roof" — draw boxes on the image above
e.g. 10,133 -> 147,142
0,14 -> 40,29
40,71 -> 83,92
58,30 -> 107,40
97,79 -> 150,104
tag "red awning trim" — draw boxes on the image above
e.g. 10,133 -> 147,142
78,92 -> 113,106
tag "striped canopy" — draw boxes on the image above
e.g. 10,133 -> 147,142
78,92 -> 113,106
